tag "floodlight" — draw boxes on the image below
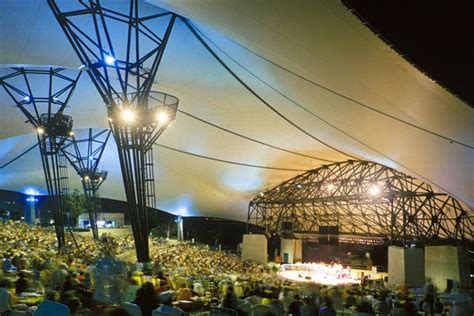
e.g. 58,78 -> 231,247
368,184 -> 381,196
120,109 -> 136,124
104,55 -> 116,65
156,111 -> 169,123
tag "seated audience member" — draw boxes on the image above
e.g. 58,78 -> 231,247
121,279 -> 141,304
319,296 -> 336,316
15,271 -> 29,295
0,279 -> 13,316
154,291 -> 184,316
133,282 -> 160,316
34,291 -> 70,316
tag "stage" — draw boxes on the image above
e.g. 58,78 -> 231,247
277,262 -> 387,286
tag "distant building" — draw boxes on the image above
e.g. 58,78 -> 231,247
77,212 -> 125,228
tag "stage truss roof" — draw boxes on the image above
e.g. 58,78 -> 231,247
248,160 -> 473,243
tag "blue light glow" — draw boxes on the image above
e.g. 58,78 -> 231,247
23,96 -> 30,102
26,196 -> 38,202
24,188 -> 40,196
104,55 -> 116,66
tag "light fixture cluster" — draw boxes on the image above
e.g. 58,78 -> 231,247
108,107 -> 172,127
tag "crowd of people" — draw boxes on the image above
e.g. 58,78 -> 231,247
0,221 -> 473,316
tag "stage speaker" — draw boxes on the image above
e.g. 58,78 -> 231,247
318,226 -> 339,245
328,226 -> 339,235
281,221 -> 293,231
319,226 -> 329,234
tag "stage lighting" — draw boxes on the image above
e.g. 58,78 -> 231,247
84,176 -> 90,181
368,184 -> 381,196
260,192 -> 264,197
327,183 -> 335,192
156,111 -> 168,124
108,117 -> 113,123
104,54 -> 116,65
297,184 -> 303,189
120,109 -> 136,124
69,131 -> 74,136
99,177 -> 103,181
36,127 -> 45,135
23,96 -> 30,102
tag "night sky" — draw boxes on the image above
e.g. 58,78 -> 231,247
343,0 -> 474,107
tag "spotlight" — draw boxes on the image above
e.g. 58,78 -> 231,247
84,176 -> 90,181
327,183 -> 335,192
297,184 -> 303,189
69,131 -> 74,136
104,54 -> 116,66
120,109 -> 136,124
99,177 -> 103,181
368,184 -> 381,197
108,117 -> 113,123
23,96 -> 31,102
36,127 -> 45,134
156,111 -> 169,124
259,192 -> 264,197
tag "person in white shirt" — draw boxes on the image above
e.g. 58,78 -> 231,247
0,279 -> 14,316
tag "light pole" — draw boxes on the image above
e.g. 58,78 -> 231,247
26,196 -> 39,224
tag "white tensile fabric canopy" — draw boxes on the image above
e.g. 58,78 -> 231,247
0,0 -> 472,221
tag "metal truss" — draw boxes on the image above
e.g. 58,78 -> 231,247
0,67 -> 82,250
248,160 -> 473,244
61,128 -> 111,240
49,0 -> 179,262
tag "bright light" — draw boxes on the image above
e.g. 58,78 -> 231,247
297,184 -> 303,189
84,176 -> 90,181
259,192 -> 264,197
368,184 -> 381,196
36,127 -> 45,134
120,109 -> 136,124
99,177 -> 103,181
156,111 -> 169,124
23,96 -> 31,102
108,117 -> 113,123
27,196 -> 38,202
104,54 -> 116,65
327,183 -> 335,192
278,263 -> 360,286
25,188 -> 40,196
88,156 -> 93,160
69,131 -> 74,136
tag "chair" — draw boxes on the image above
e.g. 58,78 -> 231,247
210,306 -> 239,316
252,305 -> 276,316
120,302 -> 143,316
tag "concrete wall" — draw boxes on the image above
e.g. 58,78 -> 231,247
281,238 -> 295,263
280,238 -> 303,263
388,246 -> 424,287
241,234 -> 267,264
425,245 -> 470,291
294,239 -> 303,262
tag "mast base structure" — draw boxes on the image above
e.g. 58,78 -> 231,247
0,67 -> 81,250
48,0 -> 179,262
61,128 -> 112,240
